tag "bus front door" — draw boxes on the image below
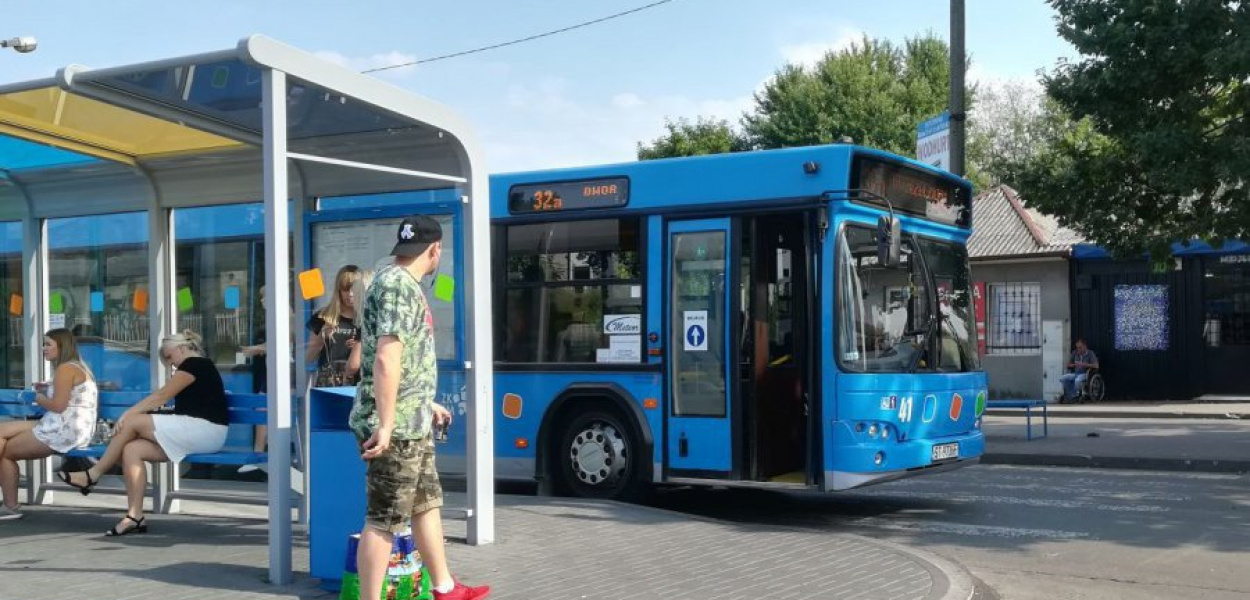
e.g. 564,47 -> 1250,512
666,218 -> 735,475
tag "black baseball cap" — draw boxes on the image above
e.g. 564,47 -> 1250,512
391,215 -> 443,258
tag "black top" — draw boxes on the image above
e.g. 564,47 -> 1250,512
307,314 -> 360,364
251,325 -> 267,394
174,356 -> 229,426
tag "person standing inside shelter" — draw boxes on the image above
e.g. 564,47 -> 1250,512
351,216 -> 489,600
1060,338 -> 1099,403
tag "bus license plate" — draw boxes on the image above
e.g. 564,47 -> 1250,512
931,443 -> 959,462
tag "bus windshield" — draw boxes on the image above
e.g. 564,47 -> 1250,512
918,237 -> 980,372
836,225 -> 930,372
836,225 -> 980,373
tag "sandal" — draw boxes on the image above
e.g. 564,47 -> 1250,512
57,469 -> 97,496
105,515 -> 147,537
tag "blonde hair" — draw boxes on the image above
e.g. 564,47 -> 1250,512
315,265 -> 362,326
161,330 -> 204,357
351,269 -> 375,328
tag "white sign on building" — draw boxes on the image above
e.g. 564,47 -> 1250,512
916,111 -> 951,172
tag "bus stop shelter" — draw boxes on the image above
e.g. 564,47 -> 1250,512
0,35 -> 495,585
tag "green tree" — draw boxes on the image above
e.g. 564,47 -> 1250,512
1019,0 -> 1250,258
637,34 -> 957,161
743,35 -> 952,155
967,80 -> 1075,189
637,117 -> 747,160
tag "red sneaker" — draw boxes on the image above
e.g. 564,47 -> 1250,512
432,580 -> 491,600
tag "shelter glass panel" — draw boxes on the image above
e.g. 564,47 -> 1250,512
0,133 -> 98,171
1,221 -> 23,388
47,212 -> 151,391
309,214 -> 459,362
83,64 -> 415,140
0,87 -> 238,161
174,204 -> 266,392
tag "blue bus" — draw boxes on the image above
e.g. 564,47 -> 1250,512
2,143 -> 986,497
482,144 -> 986,498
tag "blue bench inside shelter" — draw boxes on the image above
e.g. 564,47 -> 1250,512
0,389 -> 278,511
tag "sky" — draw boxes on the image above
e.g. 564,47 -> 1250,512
5,0 -> 1076,173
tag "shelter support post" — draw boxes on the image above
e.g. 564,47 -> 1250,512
462,184 -> 495,544
20,206 -> 49,505
147,189 -> 180,514
263,68 -> 294,585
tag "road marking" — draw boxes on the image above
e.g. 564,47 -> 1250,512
858,490 -> 1170,513
852,517 -> 1089,540
888,480 -> 1193,502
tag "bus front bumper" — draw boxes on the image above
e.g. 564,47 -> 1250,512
825,430 -> 985,491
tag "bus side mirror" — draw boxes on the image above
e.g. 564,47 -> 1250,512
877,215 -> 901,267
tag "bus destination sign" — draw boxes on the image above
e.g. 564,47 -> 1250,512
853,157 -> 969,228
508,178 -> 630,214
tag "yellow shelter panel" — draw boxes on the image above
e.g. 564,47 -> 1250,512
0,87 -> 239,161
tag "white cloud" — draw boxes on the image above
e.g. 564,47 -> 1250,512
467,78 -> 753,172
314,50 -> 419,78
967,63 -> 1044,91
611,93 -> 644,110
779,27 -> 865,69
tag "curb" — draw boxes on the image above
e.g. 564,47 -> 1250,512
983,452 -> 1250,474
983,409 -> 1247,420
862,535 -> 977,600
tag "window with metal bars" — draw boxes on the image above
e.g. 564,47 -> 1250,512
987,282 -> 1041,354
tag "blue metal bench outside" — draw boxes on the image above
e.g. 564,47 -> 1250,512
985,399 -> 1048,440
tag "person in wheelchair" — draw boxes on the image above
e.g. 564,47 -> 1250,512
1060,338 -> 1100,403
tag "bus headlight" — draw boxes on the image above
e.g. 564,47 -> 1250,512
874,451 -> 885,466
867,424 -> 879,438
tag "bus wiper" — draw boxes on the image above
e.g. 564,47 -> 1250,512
907,313 -> 938,373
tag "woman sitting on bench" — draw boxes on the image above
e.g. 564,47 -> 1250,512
0,328 -> 98,520
59,330 -> 228,536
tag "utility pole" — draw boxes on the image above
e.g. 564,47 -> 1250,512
950,0 -> 966,177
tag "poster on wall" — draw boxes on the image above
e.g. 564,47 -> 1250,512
1113,285 -> 1170,351
310,215 -> 458,356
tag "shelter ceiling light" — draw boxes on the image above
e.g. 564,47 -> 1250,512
2,37 -> 37,53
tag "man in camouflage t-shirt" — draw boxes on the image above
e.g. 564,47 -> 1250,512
350,216 -> 489,600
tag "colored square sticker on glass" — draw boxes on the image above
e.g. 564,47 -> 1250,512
49,292 -> 64,314
176,288 -> 194,312
133,288 -> 149,313
8,294 -> 21,317
90,291 -> 105,313
224,286 -> 240,310
433,274 -> 455,303
298,269 -> 325,300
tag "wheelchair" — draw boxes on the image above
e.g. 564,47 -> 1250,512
1067,367 -> 1106,404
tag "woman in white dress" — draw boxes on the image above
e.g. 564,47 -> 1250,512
0,328 -> 98,520
60,330 -> 228,536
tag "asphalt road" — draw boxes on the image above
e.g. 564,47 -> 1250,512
645,464 -> 1250,600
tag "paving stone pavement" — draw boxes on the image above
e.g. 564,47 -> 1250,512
0,490 -> 966,600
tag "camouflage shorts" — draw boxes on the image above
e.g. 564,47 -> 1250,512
364,437 -> 443,534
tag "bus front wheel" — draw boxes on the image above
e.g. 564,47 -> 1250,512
557,408 -> 639,500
